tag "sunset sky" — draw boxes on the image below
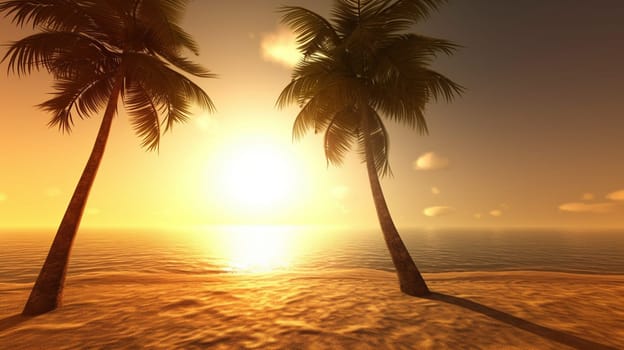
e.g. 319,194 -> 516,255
1,0 -> 623,230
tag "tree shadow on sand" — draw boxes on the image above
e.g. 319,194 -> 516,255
0,314 -> 30,332
425,292 -> 617,350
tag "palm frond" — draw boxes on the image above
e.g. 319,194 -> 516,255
379,33 -> 460,62
421,68 -> 465,103
365,34 -> 463,131
276,55 -> 337,109
137,0 -> 200,55
368,78 -> 429,134
278,6 -> 339,57
141,0 -> 189,27
3,0 -> 214,150
287,75 -> 360,140
378,0 -> 446,26
277,0 -> 460,178
358,106 -> 392,177
39,73 -> 114,133
164,92 -> 192,131
158,52 -> 216,78
124,82 -> 161,151
323,107 -> 359,166
0,0 -> 97,30
331,0 -> 360,37
122,52 -> 215,132
291,94 -> 329,140
289,76 -> 350,139
351,0 -> 397,37
2,31 -> 113,76
343,18 -> 380,57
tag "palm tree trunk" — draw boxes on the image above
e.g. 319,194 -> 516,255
362,118 -> 430,297
22,74 -> 124,316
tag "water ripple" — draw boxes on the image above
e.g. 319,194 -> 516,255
1,228 -> 623,283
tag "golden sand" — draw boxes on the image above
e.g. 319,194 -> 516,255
1,270 -> 623,349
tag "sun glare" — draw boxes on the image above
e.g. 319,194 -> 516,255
220,226 -> 294,272
216,141 -> 300,211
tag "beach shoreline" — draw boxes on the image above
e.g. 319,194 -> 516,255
2,270 -> 623,349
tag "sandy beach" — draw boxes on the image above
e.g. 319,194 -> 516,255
1,0 -> 624,348
1,270 -> 622,349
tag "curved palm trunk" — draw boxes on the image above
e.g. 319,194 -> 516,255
22,75 -> 124,316
362,130 -> 430,297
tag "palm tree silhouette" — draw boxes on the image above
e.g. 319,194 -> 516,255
277,0 -> 462,296
1,0 -> 215,316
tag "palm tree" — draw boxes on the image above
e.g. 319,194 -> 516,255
277,0 -> 462,296
1,0 -> 215,316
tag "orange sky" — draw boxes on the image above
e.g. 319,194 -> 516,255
1,0 -> 623,230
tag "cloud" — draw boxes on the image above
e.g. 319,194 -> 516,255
431,186 -> 440,195
44,187 -> 62,197
606,189 -> 624,201
0,192 -> 7,202
581,193 -> 595,201
260,27 -> 302,68
474,213 -> 482,219
413,152 -> 449,171
423,206 -> 455,217
558,202 -> 617,214
489,209 -> 502,217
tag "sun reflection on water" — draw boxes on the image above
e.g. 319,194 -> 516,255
218,225 -> 296,273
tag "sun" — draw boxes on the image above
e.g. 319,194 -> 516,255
216,141 -> 299,211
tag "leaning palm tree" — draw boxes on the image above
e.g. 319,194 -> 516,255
277,0 -> 462,296
1,0 -> 215,316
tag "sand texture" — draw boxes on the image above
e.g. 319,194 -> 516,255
1,270 -> 623,349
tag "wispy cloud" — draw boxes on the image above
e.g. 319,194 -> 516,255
260,27 -> 302,68
431,186 -> 440,195
474,213 -> 482,219
423,206 -> 455,217
413,152 -> 449,171
489,209 -> 502,217
558,202 -> 617,214
606,189 -> 624,201
0,192 -> 7,202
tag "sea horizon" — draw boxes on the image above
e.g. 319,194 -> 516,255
2,227 -> 623,285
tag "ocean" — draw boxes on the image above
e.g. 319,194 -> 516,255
1,227 -> 623,284
2,227 -> 624,349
